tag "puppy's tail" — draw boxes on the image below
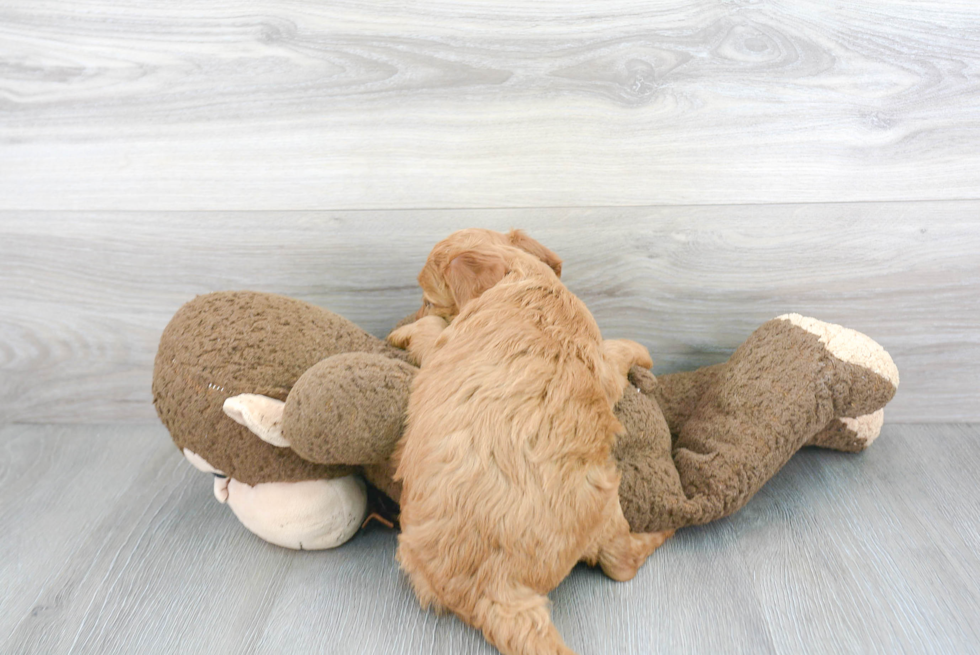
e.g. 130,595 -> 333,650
473,584 -> 578,655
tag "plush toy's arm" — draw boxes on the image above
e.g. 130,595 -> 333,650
223,350 -> 416,515
225,352 -> 416,467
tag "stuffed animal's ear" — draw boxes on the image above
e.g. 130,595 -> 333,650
508,229 -> 562,278
223,394 -> 291,447
445,250 -> 508,310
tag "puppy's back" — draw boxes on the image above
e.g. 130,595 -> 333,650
396,267 -> 622,600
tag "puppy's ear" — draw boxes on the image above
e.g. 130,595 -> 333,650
508,229 -> 562,278
446,250 -> 508,310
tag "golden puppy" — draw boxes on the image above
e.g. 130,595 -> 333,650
388,229 -> 672,655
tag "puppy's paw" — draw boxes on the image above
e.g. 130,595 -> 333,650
605,339 -> 652,371
628,365 -> 658,394
629,341 -> 654,370
388,315 -> 449,366
387,324 -> 416,350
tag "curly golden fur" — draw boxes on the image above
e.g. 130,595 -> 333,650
388,229 -> 672,655
410,228 -> 563,323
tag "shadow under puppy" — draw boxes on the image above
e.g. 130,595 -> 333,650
388,229 -> 674,655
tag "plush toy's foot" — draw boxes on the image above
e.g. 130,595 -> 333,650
807,409 -> 885,452
777,315 -> 897,450
777,314 -> 899,417
223,394 -> 290,447
777,314 -> 899,381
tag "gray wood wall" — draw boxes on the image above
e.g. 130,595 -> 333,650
1,1 -> 978,424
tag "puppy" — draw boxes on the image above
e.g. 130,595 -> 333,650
388,229 -> 672,655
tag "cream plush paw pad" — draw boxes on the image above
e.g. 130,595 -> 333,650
777,314 -> 900,387
807,409 -> 886,452
840,408 -> 886,447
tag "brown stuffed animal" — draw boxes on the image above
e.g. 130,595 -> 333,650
153,291 -> 898,549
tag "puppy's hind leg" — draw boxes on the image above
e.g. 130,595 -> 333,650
602,338 -> 653,375
589,502 -> 673,583
599,338 -> 653,406
472,584 -> 578,655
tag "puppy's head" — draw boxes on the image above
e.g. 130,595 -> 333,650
415,229 -> 562,321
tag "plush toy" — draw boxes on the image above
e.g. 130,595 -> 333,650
153,291 -> 899,549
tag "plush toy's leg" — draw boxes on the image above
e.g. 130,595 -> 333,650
649,364 -> 886,451
645,364 -> 725,438
666,315 -> 899,525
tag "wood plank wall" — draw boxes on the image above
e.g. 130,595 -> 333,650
1,1 -> 978,423
2,207 -> 977,423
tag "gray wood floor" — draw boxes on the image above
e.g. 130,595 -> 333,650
1,423 -> 977,655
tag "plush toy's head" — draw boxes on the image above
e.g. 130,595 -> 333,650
152,291 -> 414,548
153,292 -> 378,485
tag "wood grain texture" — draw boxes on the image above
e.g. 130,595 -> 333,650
1,423 -> 978,654
734,424 -> 980,654
0,424 -> 297,654
1,203 -> 977,424
0,424 -> 163,641
2,0 -> 980,210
